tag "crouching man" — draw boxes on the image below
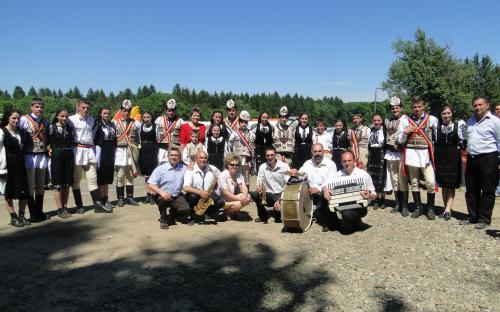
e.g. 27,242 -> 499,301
148,148 -> 191,230
321,150 -> 376,232
183,151 -> 225,224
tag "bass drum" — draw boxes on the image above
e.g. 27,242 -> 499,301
281,181 -> 313,233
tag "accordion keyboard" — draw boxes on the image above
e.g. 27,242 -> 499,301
325,176 -> 368,211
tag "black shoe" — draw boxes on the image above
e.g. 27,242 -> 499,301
275,218 -> 282,223
322,226 -> 331,232
127,197 -> 139,206
105,201 -> 114,210
18,215 -> 31,226
94,202 -> 113,213
411,192 -> 423,218
254,217 -> 268,224
204,214 -> 215,223
76,206 -> 85,214
440,211 -> 451,221
379,198 -> 386,209
372,199 -> 380,210
160,220 -> 169,230
117,197 -> 125,207
426,193 -> 436,220
474,222 -> 488,229
29,214 -> 47,223
61,208 -> 72,218
10,216 -> 23,227
57,208 -> 65,218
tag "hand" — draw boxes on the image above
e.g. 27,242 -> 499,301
239,194 -> 250,205
48,149 -> 53,157
160,191 -> 172,201
256,185 -> 262,193
404,125 -> 417,135
289,168 -> 298,176
309,187 -> 320,195
274,201 -> 281,211
187,163 -> 195,170
322,188 -> 332,201
200,190 -> 209,198
360,190 -> 371,199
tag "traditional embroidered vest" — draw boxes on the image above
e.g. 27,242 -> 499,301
385,115 -> 404,149
254,123 -> 273,146
207,137 -> 226,154
436,122 -> 460,147
351,125 -> 369,148
406,116 -> 433,149
273,123 -> 295,153
115,119 -> 140,147
232,129 -> 253,157
155,115 -> 182,147
332,130 -> 350,150
186,143 -> 205,162
23,115 -> 48,153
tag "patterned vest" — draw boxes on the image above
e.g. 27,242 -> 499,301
273,123 -> 295,153
385,115 -> 404,149
406,115 -> 433,149
115,119 -> 140,147
155,115 -> 182,147
351,125 -> 369,148
231,129 -> 254,157
23,115 -> 48,153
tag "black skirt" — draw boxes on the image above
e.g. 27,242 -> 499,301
435,145 -> 461,188
51,148 -> 74,188
140,142 -> 159,176
367,147 -> 386,193
332,149 -> 344,171
5,153 -> 30,200
292,143 -> 312,169
97,141 -> 116,185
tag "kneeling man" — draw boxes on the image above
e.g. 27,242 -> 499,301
251,147 -> 289,224
148,148 -> 191,229
183,151 -> 225,223
321,150 -> 376,231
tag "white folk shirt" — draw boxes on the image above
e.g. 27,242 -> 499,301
113,119 -> 141,167
322,167 -> 375,194
256,160 -> 290,194
312,131 -> 333,152
399,114 -> 438,167
384,115 -> 409,161
183,164 -> 221,195
19,113 -> 48,169
69,114 -> 96,166
298,157 -> 337,190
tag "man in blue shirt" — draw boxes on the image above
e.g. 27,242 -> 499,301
461,96 -> 500,229
148,148 -> 191,229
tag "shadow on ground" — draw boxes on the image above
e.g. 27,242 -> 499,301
0,219 -> 335,311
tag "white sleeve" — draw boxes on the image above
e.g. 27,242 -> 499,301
182,146 -> 190,164
183,169 -> 194,189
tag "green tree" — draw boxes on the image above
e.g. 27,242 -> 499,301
13,86 -> 26,100
382,29 -> 476,118
28,86 -> 38,97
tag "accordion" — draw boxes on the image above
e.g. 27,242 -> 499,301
325,176 -> 368,211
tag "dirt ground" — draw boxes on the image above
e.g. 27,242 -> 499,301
0,179 -> 498,312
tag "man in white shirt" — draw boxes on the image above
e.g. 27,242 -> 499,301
250,147 -> 290,224
69,98 -> 110,214
384,96 -> 410,216
322,150 -> 376,232
183,151 -> 224,223
295,143 -> 337,231
400,97 -> 438,220
19,98 -> 50,222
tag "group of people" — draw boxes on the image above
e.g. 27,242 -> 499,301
1,95 -> 498,232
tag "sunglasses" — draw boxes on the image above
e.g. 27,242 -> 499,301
228,163 -> 239,167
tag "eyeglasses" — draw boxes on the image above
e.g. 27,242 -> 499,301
228,163 -> 239,167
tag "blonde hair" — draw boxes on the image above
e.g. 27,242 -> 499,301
224,153 -> 241,168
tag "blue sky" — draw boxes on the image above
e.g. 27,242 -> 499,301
1,0 -> 498,102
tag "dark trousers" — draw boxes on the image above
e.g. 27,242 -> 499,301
156,195 -> 191,224
185,192 -> 225,218
250,191 -> 282,222
465,152 -> 498,224
313,193 -> 367,230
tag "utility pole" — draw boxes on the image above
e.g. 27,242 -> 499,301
374,88 -> 383,113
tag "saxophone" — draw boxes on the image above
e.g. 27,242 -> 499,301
259,180 -> 267,205
194,178 -> 217,216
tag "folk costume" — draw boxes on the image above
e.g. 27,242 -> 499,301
0,127 -> 30,201
223,99 -> 239,138
48,122 -> 74,190
113,100 -> 141,207
254,120 -> 274,170
384,96 -> 410,214
350,123 -> 370,169
19,112 -> 50,221
206,132 -> 227,171
331,128 -> 352,170
94,118 -> 117,186
292,122 -> 313,169
226,111 -> 255,187
155,99 -> 183,164
435,120 -> 465,189
367,125 -> 386,208
272,106 -> 297,166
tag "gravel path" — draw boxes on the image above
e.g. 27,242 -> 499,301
0,184 -> 498,311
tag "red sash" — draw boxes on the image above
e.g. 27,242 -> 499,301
236,129 -> 252,155
25,115 -> 45,144
117,119 -> 134,144
350,129 -> 360,164
401,114 -> 435,176
157,115 -> 178,144
225,117 -> 239,130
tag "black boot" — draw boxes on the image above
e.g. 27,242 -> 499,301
35,194 -> 48,221
73,189 -> 85,214
116,187 -> 125,207
379,196 -> 386,209
18,213 -> 31,226
90,190 -> 112,213
372,198 -> 379,210
9,213 -> 23,227
126,185 -> 139,206
391,191 -> 400,213
400,191 -> 409,217
426,193 -> 436,220
27,196 -> 37,221
411,192 -> 423,218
